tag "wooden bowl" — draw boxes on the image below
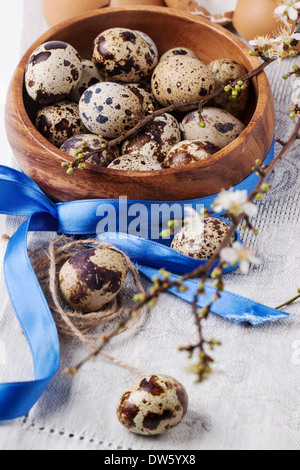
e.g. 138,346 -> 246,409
5,6 -> 275,203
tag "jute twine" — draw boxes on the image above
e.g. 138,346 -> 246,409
29,236 -> 147,375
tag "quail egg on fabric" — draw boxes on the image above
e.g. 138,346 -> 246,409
92,28 -> 159,82
68,59 -> 105,103
25,41 -> 82,104
182,107 -> 245,149
60,134 -> 119,167
59,247 -> 128,313
160,47 -> 200,62
207,59 -> 249,118
108,154 -> 162,171
117,375 -> 188,436
36,101 -> 86,147
151,56 -> 215,109
122,113 -> 181,163
164,140 -> 220,168
79,82 -> 145,138
171,217 -> 235,260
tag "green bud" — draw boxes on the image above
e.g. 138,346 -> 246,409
199,120 -> 206,128
224,85 -> 232,93
61,162 -> 68,168
66,168 -> 74,175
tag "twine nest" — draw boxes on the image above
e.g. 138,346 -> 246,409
30,236 -> 147,355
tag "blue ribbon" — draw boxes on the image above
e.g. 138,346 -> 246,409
0,138 -> 290,421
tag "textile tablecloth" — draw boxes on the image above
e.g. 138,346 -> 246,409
0,0 -> 299,451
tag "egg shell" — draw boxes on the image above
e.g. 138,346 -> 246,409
108,154 -> 162,171
117,374 -> 188,436
25,41 -> 82,104
207,59 -> 249,118
160,47 -> 200,62
125,83 -> 160,114
35,101 -> 86,147
171,217 -> 235,260
59,247 -> 128,313
135,30 -> 159,59
122,113 -> 181,163
92,28 -> 158,82
164,139 -> 220,168
151,56 -> 215,109
79,82 -> 145,138
68,59 -> 105,103
182,107 -> 245,149
60,134 -> 119,167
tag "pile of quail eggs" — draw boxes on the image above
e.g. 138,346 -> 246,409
25,28 -> 249,171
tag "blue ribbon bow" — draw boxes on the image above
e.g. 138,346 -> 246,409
0,140 -> 291,421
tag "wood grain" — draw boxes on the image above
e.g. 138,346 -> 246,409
5,6 -> 275,202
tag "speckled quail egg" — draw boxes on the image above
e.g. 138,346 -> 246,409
25,41 -> 82,104
122,113 -> 181,163
117,375 -> 188,436
207,59 -> 249,118
35,101 -> 86,147
92,28 -> 158,82
182,107 -> 245,149
125,83 -> 160,114
79,82 -> 145,138
171,217 -> 235,260
108,154 -> 162,171
160,47 -> 200,62
164,140 -> 220,168
151,56 -> 215,109
135,30 -> 159,59
68,59 -> 105,103
60,134 -> 119,167
59,247 -> 128,313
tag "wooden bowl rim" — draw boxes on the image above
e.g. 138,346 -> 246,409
12,5 -> 271,180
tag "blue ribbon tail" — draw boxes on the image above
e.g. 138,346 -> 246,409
0,167 -> 60,420
136,265 -> 291,327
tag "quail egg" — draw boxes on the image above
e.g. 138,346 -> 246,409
25,41 -> 82,104
59,247 -> 128,313
181,107 -> 245,149
151,56 -> 215,109
60,134 -> 119,167
160,47 -> 200,62
117,374 -> 188,436
68,59 -> 105,103
125,83 -> 159,114
108,154 -> 162,171
122,113 -> 181,163
171,217 -> 235,260
163,140 -> 220,168
35,101 -> 86,147
135,30 -> 159,59
79,82 -> 145,138
207,59 -> 249,118
92,28 -> 158,82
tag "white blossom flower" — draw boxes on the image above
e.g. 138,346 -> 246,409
220,242 -> 262,274
249,35 -> 273,48
212,189 -> 258,218
274,0 -> 300,26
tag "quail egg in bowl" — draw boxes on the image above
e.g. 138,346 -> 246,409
6,7 -> 275,202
